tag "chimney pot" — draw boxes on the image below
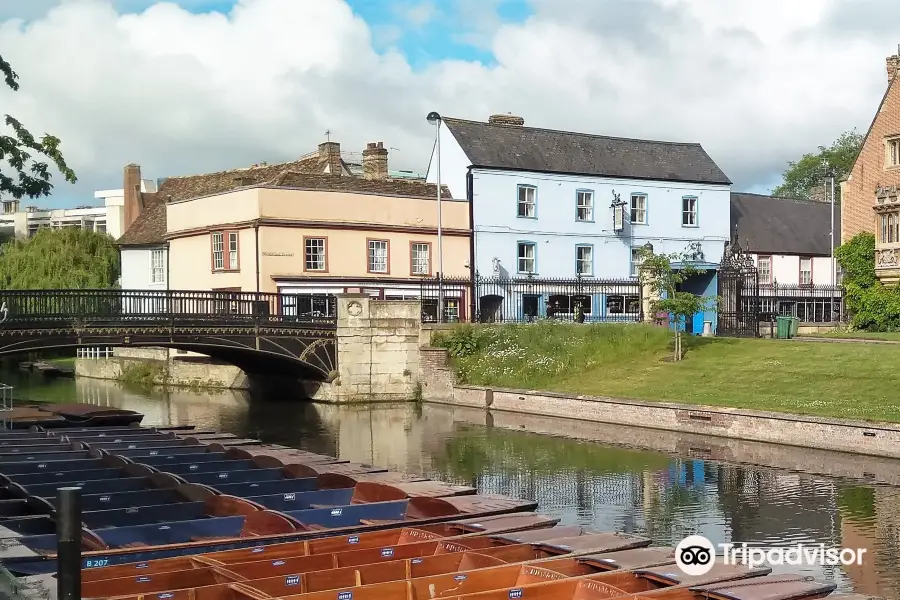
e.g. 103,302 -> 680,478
488,114 -> 525,127
362,141 -> 389,180
318,141 -> 343,175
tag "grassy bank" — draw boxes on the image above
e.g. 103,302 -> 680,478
432,322 -> 900,423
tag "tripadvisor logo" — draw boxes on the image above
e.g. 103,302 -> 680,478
675,535 -> 867,575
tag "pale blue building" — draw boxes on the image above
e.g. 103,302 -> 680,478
426,113 -> 732,330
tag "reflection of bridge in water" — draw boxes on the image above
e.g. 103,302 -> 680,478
0,289 -> 337,380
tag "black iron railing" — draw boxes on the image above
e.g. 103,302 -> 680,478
418,275 -> 642,323
752,283 -> 845,324
0,289 -> 337,326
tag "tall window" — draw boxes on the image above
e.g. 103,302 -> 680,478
304,237 -> 327,271
227,232 -> 238,270
211,231 -> 239,271
881,213 -> 900,243
888,138 -> 900,167
630,247 -> 644,277
150,249 -> 165,284
411,242 -> 430,275
517,185 -> 536,218
576,190 -> 594,221
368,239 -> 389,273
211,232 -> 224,270
575,245 -> 593,276
757,256 -> 772,285
517,242 -> 536,274
630,194 -> 647,224
799,257 -> 812,285
682,197 -> 698,226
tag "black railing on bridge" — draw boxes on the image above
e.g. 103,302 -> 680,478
0,289 -> 337,326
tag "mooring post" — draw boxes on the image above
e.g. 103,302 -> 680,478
57,486 -> 82,600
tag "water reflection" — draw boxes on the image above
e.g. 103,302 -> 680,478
4,371 -> 900,598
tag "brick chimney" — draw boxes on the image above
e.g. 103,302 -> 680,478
318,141 -> 343,175
362,142 -> 389,180
123,163 -> 142,231
888,55 -> 900,85
488,114 -> 525,127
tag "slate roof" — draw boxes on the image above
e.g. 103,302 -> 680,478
118,155 -> 450,246
441,117 -> 732,185
730,192 -> 839,256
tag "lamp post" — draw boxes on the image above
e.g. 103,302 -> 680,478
427,111 -> 444,321
824,161 -> 836,319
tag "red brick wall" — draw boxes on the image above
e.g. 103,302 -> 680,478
842,58 -> 900,242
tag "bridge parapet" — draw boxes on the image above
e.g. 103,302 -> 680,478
0,289 -> 336,328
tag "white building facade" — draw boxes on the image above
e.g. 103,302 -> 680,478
731,192 -> 841,322
0,196 -> 125,240
427,114 -> 732,329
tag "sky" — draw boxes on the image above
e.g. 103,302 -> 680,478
0,0 -> 897,208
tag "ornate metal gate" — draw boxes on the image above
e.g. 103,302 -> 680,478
717,240 -> 759,337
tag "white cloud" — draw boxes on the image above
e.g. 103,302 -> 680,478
0,0 -> 896,204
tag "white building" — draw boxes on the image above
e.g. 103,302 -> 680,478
0,196 -> 125,240
731,192 -> 841,322
426,113 -> 732,328
731,192 -> 839,287
112,164 -> 166,293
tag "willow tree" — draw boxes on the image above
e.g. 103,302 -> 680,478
0,228 -> 119,289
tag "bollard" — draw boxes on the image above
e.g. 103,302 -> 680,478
56,486 -> 82,600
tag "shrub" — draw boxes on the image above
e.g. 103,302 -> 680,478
836,232 -> 900,330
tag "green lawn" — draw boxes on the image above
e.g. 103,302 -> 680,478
807,330 -> 900,342
433,322 -> 900,424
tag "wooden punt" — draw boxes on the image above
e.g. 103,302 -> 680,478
81,531 -> 654,598
255,563 -> 836,600
77,514 -> 563,582
34,403 -> 145,427
0,407 -> 66,429
105,546 -> 774,600
15,490 -> 532,551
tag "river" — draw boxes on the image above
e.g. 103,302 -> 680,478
4,369 -> 900,599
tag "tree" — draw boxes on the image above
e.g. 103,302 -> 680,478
0,55 -> 76,199
638,246 -> 714,361
772,129 -> 863,201
0,228 -> 119,289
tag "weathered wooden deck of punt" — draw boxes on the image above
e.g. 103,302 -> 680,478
0,404 -> 145,429
78,516 -> 566,582
256,566 -> 836,600
79,532 -> 654,598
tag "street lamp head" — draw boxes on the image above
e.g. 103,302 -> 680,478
426,112 -> 442,126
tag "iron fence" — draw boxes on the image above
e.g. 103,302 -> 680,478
0,289 -> 336,326
418,276 -> 642,323
751,284 -> 845,324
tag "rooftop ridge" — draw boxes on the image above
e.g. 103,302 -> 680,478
441,116 -> 706,148
733,191 -> 840,206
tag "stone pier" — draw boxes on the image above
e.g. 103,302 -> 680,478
323,294 -> 421,403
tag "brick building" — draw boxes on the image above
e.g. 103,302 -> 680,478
841,53 -> 900,282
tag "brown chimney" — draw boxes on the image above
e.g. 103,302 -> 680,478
888,55 -> 900,85
123,163 -> 142,231
318,141 -> 343,175
488,114 -> 525,127
362,142 -> 389,180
